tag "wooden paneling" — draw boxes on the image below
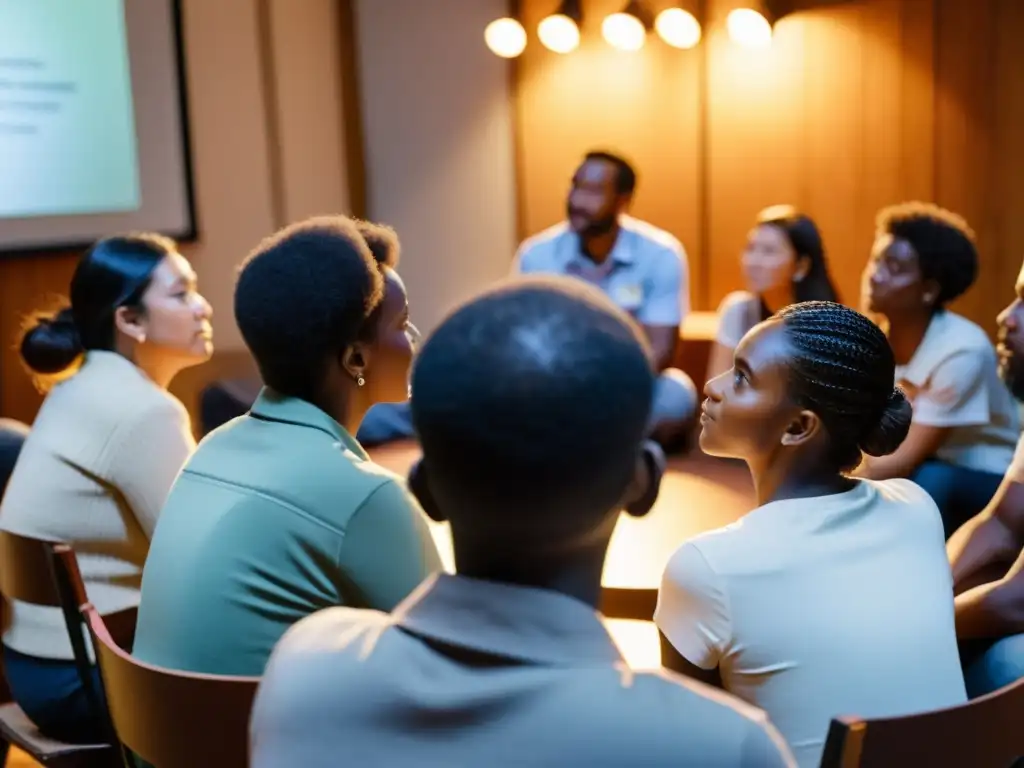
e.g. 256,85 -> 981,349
705,0 -> 941,309
514,0 -> 1024,325
0,254 -> 78,422
515,0 -> 705,299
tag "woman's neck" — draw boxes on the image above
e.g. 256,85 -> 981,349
750,456 -> 856,507
884,310 -> 934,366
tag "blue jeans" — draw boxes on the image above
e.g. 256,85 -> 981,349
2,645 -> 108,744
355,369 -> 700,448
910,459 -> 1003,540
960,635 -> 1024,698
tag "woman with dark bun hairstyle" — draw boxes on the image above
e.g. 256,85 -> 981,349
655,301 -> 966,768
0,233 -> 212,743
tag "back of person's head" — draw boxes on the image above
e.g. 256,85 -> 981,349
876,202 -> 977,309
235,216 -> 383,402
584,150 -> 637,197
777,301 -> 912,471
410,276 -> 657,550
354,220 -> 401,269
756,205 -> 839,304
19,233 -> 176,387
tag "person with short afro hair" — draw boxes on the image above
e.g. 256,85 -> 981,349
133,214 -> 441,680
859,202 -> 1019,537
351,218 -> 420,447
249,276 -> 797,768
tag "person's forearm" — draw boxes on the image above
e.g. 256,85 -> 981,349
956,580 -> 1024,639
949,516 -> 1018,593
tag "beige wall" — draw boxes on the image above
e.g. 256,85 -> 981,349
354,0 -> 519,335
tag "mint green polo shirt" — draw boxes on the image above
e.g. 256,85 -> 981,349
132,388 -> 442,676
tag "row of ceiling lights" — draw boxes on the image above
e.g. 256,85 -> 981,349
485,1 -> 778,57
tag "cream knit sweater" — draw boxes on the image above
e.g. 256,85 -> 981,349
0,351 -> 195,659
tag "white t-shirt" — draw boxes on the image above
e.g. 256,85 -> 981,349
654,479 -> 967,768
895,310 -> 1019,476
715,291 -> 763,349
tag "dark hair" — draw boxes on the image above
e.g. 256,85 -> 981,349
19,233 -> 175,383
876,202 -> 978,308
411,276 -> 654,517
776,301 -> 912,472
584,150 -> 637,196
353,220 -> 401,269
235,215 -> 383,402
755,205 -> 839,320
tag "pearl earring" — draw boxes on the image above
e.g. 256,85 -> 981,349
357,375 -> 365,387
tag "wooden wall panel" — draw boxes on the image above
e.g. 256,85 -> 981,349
0,255 -> 77,422
515,0 -> 1024,329
515,0 -> 705,301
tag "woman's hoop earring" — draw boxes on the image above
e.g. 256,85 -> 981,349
357,375 -> 366,388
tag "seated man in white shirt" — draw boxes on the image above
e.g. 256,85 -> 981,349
949,258 -> 1024,696
250,276 -> 795,768
511,150 -> 697,451
858,202 -> 1019,537
656,301 -> 967,768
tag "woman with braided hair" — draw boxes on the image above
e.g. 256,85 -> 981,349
655,301 -> 966,768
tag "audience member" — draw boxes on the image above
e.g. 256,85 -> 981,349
656,301 -> 967,768
0,233 -> 211,742
133,216 -> 441,677
511,150 -> 697,451
949,258 -> 1024,696
250,276 -> 796,768
857,203 -> 1019,535
706,206 -> 839,381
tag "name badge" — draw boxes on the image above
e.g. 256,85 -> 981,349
614,283 -> 644,310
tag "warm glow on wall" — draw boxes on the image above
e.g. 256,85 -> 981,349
727,7 -> 773,49
484,17 -> 527,58
538,0 -> 583,54
655,7 -> 701,50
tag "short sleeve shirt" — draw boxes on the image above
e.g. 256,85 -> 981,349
655,479 -> 967,767
894,310 -> 1020,476
512,216 -> 690,325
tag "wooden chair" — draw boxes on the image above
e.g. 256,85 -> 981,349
0,532 -> 116,766
82,603 -> 260,768
820,678 -> 1024,767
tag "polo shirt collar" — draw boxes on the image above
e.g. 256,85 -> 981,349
249,387 -> 368,460
897,309 -> 954,387
393,573 -> 624,667
564,218 -> 636,270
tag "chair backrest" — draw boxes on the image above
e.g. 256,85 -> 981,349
0,530 -> 64,607
820,680 -> 1024,767
84,605 -> 261,768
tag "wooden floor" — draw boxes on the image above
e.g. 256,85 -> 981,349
8,443 -> 755,765
370,440 -> 756,590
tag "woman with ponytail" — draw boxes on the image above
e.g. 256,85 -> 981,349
655,301 -> 966,767
0,233 -> 212,743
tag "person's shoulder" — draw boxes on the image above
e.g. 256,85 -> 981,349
717,290 -> 758,313
863,478 -> 945,538
931,311 -> 993,354
623,668 -> 790,760
621,216 -> 686,258
256,607 -> 391,711
517,221 -> 570,258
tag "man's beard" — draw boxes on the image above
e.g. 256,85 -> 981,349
570,212 -> 617,239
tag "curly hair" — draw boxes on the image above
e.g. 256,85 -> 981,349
353,220 -> 401,269
876,202 -> 978,308
776,301 -> 912,472
234,216 -> 382,402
